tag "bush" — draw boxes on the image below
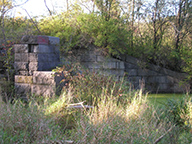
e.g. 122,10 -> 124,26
39,11 -> 130,56
54,61 -> 132,106
165,97 -> 191,129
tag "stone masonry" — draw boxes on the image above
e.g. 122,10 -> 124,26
64,45 -> 125,79
14,35 -> 189,97
120,55 -> 188,93
65,46 -> 188,93
14,35 -> 64,97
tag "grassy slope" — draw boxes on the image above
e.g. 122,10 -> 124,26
147,93 -> 187,106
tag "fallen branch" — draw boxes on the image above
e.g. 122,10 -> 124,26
154,126 -> 174,144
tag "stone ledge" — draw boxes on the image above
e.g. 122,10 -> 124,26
14,44 -> 28,53
15,75 -> 33,84
20,35 -> 60,45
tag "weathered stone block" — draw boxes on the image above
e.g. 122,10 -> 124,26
29,53 -> 47,62
103,62 -> 117,69
155,76 -> 167,83
15,83 -> 31,95
15,53 -> 28,62
48,36 -> 60,45
137,69 -> 149,76
15,75 -> 33,84
103,69 -> 124,77
124,63 -> 139,69
33,45 -> 60,54
14,62 -> 29,71
33,71 -> 55,85
21,35 -> 49,44
17,71 -> 29,76
166,76 -> 175,83
47,53 -> 60,62
127,76 -> 142,83
14,44 -> 28,53
81,62 -> 102,69
146,76 -> 156,83
29,62 -> 39,71
78,55 -> 97,62
31,84 -> 55,97
20,35 -> 60,45
29,62 -> 58,71
158,83 -> 168,91
117,61 -> 125,69
127,69 -> 137,76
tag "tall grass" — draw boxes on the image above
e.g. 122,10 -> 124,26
0,96 -> 67,143
1,62 -> 192,143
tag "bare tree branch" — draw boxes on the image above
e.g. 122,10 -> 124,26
44,0 -> 52,16
154,126 -> 174,144
23,8 -> 42,34
13,0 -> 30,8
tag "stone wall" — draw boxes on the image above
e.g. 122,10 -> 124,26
14,35 -> 64,97
65,46 -> 125,79
66,46 -> 188,93
12,35 -> 190,97
121,55 -> 188,93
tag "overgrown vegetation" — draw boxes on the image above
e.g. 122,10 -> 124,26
1,0 -> 192,143
1,62 -> 192,143
1,0 -> 192,74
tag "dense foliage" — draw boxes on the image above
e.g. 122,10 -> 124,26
1,0 -> 192,74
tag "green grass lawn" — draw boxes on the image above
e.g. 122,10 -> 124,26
147,93 -> 188,107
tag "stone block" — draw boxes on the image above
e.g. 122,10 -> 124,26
15,53 -> 28,62
33,71 -> 55,85
32,71 -> 65,87
33,45 -> 60,54
124,63 -> 138,69
125,62 -> 139,69
158,83 -> 168,91
17,71 -> 29,76
137,69 -> 149,76
21,35 -> 49,44
47,53 -> 60,62
31,84 -> 55,97
15,83 -> 31,95
97,56 -> 121,62
155,76 -> 167,83
20,35 -> 60,45
81,62 -> 102,69
48,36 -> 60,45
29,62 -> 58,71
79,55 -> 97,62
14,62 -> 29,71
117,61 -> 125,69
15,75 -> 33,84
166,76 -> 175,83
127,76 -> 142,83
146,76 -> 156,83
127,69 -> 137,76
14,44 -> 28,53
103,62 -> 117,69
103,69 -> 124,77
29,62 -> 39,71
29,53 -> 47,62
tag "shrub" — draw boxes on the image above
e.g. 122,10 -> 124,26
165,97 -> 191,129
54,61 -> 132,106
